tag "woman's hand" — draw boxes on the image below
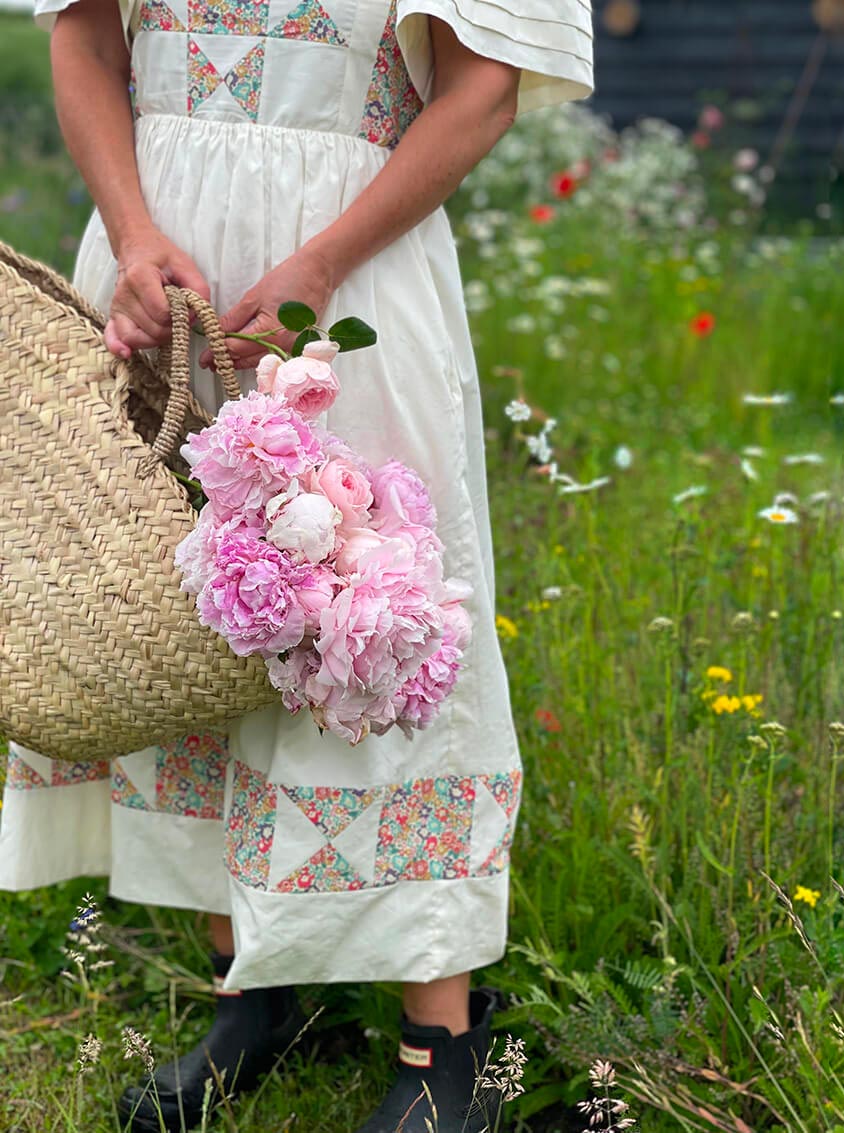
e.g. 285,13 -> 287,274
201,246 -> 337,371
104,228 -> 211,359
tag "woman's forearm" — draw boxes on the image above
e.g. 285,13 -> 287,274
305,20 -> 519,289
51,4 -> 153,256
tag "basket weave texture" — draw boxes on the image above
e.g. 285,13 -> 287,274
0,242 -> 276,761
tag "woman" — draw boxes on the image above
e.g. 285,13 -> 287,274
0,1 -> 592,1129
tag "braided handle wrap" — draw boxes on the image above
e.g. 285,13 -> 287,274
138,286 -> 241,477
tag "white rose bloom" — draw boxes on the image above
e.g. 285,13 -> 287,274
267,492 -> 342,564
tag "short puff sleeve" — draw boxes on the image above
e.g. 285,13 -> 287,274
396,0 -> 594,114
34,0 -> 134,43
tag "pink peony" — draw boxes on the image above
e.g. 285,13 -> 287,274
333,528 -> 406,577
181,392 -> 323,520
370,460 -> 437,531
309,458 -> 373,527
267,645 -> 322,714
266,484 -> 342,564
197,532 -> 311,656
254,352 -> 340,419
174,504 -> 265,596
296,563 -> 342,635
390,621 -> 465,735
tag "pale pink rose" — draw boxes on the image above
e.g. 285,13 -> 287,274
371,460 -> 437,530
254,354 -> 340,419
698,105 -> 724,132
266,489 -> 342,564
302,339 -> 340,364
174,504 -> 265,596
309,458 -> 373,526
197,532 -> 310,656
181,392 -> 323,520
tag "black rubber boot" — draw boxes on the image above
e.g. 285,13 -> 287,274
355,987 -> 505,1133
118,953 -> 305,1132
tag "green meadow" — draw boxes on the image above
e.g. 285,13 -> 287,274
2,13 -> 844,1131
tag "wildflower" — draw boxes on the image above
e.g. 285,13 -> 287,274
748,734 -> 768,750
504,399 -> 531,423
62,893 -> 113,981
558,476 -> 611,495
742,393 -> 793,406
834,611 -> 843,620
648,616 -> 674,634
672,485 -> 707,505
774,491 -> 799,508
706,666 -> 733,683
793,886 -> 821,909
535,708 -> 562,733
760,721 -> 787,737
541,586 -> 563,601
699,105 -> 725,131
758,506 -> 798,525
783,452 -> 824,465
121,1027 -> 155,1075
577,1059 -> 637,1131
689,311 -> 716,337
829,721 -> 844,738
550,171 -> 578,198
830,394 -> 844,406
613,445 -> 633,470
691,130 -> 711,150
77,1034 -> 103,1070
732,611 -> 755,632
529,204 -> 555,224
734,148 -> 759,172
742,446 -> 766,458
496,615 -> 518,639
740,458 -> 758,481
768,609 -> 779,619
710,694 -> 741,715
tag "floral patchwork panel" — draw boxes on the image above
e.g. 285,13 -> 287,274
155,733 -> 229,820
475,769 -> 522,877
359,0 -> 423,149
224,43 -> 265,121
268,0 -> 347,45
275,843 -> 366,893
188,0 -> 269,36
375,775 -> 475,886
225,760 -> 277,890
282,785 -> 381,839
138,0 -> 186,31
6,750 -> 50,790
51,760 -> 112,788
111,760 -> 151,811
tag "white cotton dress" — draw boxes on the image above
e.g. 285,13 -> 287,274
0,0 -> 593,989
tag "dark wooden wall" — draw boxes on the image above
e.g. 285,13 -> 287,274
589,0 -> 844,204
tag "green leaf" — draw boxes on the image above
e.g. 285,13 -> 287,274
327,316 -> 377,353
277,300 -> 316,331
695,830 -> 733,876
291,328 -> 322,357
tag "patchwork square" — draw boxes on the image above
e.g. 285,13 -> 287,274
111,760 -> 151,811
281,786 -> 381,839
275,843 -> 366,893
188,0 -> 269,35
225,760 -> 277,890
375,776 -> 475,886
268,0 -> 347,45
155,733 -> 229,819
6,751 -> 49,790
359,0 -> 423,149
224,43 -> 265,121
475,770 -> 522,876
51,760 -> 111,788
138,0 -> 186,31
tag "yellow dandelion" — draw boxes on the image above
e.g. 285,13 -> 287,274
706,666 -> 733,683
711,694 -> 740,715
496,615 -> 519,639
742,695 -> 764,710
793,885 -> 821,909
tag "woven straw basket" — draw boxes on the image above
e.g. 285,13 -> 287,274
0,242 -> 276,761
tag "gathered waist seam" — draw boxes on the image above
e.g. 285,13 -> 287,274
134,112 -> 394,155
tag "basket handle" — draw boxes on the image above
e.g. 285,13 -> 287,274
137,286 -> 242,477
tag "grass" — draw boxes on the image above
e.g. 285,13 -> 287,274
3,13 -> 844,1133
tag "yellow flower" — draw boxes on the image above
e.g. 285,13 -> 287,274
706,666 -> 733,683
496,614 -> 519,639
793,885 -> 821,909
711,694 -> 741,715
742,694 -> 764,716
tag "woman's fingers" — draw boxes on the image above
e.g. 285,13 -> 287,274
104,318 -> 132,360
168,257 -> 212,302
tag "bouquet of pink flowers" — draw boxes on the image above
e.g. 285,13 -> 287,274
174,304 -> 471,744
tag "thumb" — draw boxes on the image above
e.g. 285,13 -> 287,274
218,295 -> 259,335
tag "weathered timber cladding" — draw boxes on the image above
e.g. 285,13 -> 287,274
590,0 -> 844,195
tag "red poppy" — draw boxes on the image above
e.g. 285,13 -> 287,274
535,707 -> 562,732
529,204 -> 556,224
550,171 -> 578,199
689,311 -> 716,337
